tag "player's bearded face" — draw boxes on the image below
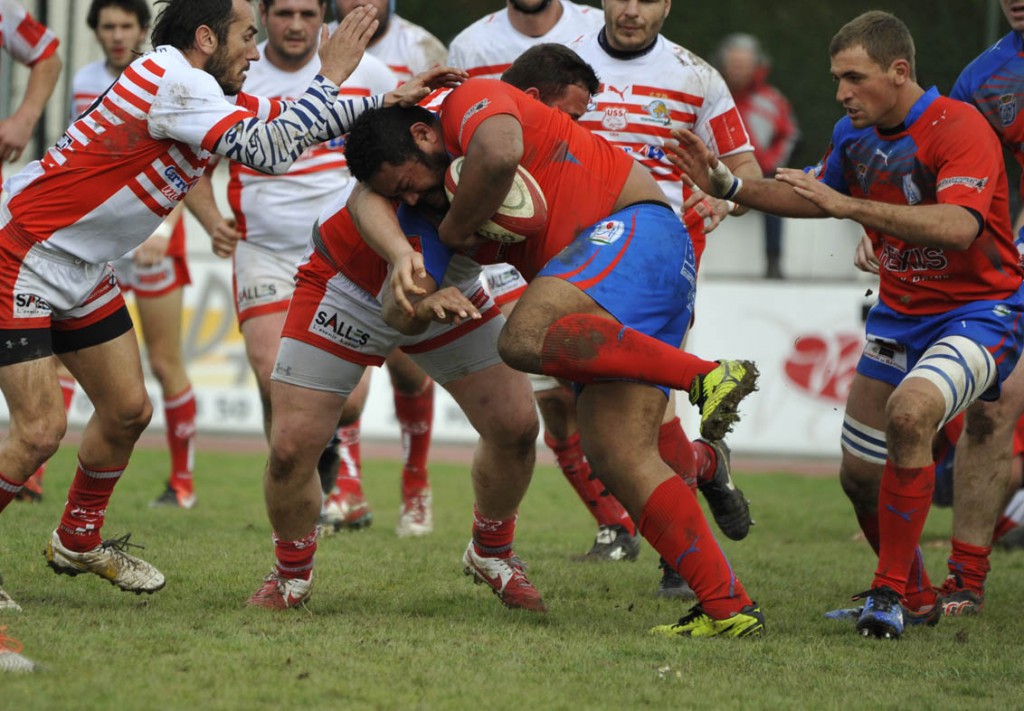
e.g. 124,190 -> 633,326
337,0 -> 390,40
207,4 -> 260,95
369,146 -> 450,209
604,0 -> 668,51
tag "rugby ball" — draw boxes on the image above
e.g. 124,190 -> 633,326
443,156 -> 547,243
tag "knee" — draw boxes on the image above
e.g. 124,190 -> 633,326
119,395 -> 153,438
885,397 -> 938,455
839,457 -> 880,513
19,414 -> 67,464
497,322 -> 537,373
482,410 -> 539,457
266,434 -> 314,484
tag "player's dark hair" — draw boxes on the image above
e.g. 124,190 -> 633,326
345,105 -> 439,183
501,43 -> 599,103
829,10 -> 916,81
87,0 -> 151,31
260,0 -> 326,7
151,0 -> 236,50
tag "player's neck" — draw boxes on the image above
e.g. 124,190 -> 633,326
265,45 -> 317,73
597,27 -> 658,60
508,0 -> 563,38
878,84 -> 927,133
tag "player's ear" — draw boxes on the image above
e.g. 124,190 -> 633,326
194,24 -> 218,57
523,87 -> 542,101
410,122 -> 440,149
663,0 -> 671,20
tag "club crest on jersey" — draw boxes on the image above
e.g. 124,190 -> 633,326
1000,93 -> 1017,126
602,107 -> 628,131
13,293 -> 51,318
459,98 -> 490,140
902,174 -> 922,205
588,220 -> 625,245
642,100 -> 672,126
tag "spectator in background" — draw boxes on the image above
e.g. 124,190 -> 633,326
715,33 -> 799,280
0,0 -> 60,178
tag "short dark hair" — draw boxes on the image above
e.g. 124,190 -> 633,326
829,11 -> 916,81
260,0 -> 326,7
501,43 -> 599,104
151,0 -> 236,50
86,0 -> 151,31
345,105 -> 438,183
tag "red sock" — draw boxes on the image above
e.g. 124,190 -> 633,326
541,314 -> 717,390
544,431 -> 636,535
273,529 -> 318,581
25,376 -> 75,489
855,510 -> 934,608
657,417 -> 701,491
332,422 -> 363,496
947,537 -> 991,593
472,506 -> 516,558
638,475 -> 751,618
58,459 -> 125,551
164,387 -> 196,495
0,472 -> 23,512
993,516 -> 1017,542
872,461 -> 935,596
394,378 -> 433,498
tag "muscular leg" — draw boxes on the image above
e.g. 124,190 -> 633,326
241,310 -> 289,441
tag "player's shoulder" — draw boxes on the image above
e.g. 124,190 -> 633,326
448,9 -> 509,49
351,50 -> 396,84
952,30 -> 1022,99
391,14 -> 443,44
562,1 -> 604,24
147,46 -> 225,97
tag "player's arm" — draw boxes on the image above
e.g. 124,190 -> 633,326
183,170 -> 240,258
438,114 -> 523,250
348,182 -> 427,316
135,202 -> 185,266
669,128 -> 827,218
0,50 -> 61,163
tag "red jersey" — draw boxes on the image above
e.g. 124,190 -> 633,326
438,79 -> 634,279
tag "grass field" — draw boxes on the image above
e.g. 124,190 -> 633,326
3,443 -> 1024,710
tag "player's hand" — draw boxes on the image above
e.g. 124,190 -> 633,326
682,190 -> 729,235
317,6 -> 377,87
853,232 -> 880,275
413,286 -> 481,325
0,115 -> 33,163
774,167 -> 851,218
135,232 -> 170,267
666,129 -> 720,197
390,250 -> 428,316
210,217 -> 241,259
384,66 -> 468,108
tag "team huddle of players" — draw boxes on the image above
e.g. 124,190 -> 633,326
2,0 -> 1024,668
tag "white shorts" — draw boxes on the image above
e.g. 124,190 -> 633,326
274,249 -> 504,395
111,253 -> 190,297
233,239 -> 305,324
482,262 -> 527,307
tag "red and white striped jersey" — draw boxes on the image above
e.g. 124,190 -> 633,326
570,31 -> 754,257
2,47 -> 257,263
0,0 -> 57,68
69,59 -> 117,121
447,1 -> 602,78
367,15 -> 447,84
228,42 -> 395,255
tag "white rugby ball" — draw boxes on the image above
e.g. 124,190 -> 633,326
443,156 -> 547,243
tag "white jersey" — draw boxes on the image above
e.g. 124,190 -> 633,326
570,31 -> 754,225
369,14 -> 447,84
447,1 -> 602,78
0,0 -> 57,67
69,59 -> 117,122
229,41 -> 395,255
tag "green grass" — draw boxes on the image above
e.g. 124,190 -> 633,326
3,445 -> 1024,710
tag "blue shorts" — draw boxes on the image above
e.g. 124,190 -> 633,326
537,202 -> 695,347
857,288 -> 1024,400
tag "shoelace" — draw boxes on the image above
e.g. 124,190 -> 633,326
674,605 -> 707,627
100,533 -> 145,553
0,626 -> 24,655
850,587 -> 900,610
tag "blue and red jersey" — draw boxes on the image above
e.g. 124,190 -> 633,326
812,87 -> 1020,316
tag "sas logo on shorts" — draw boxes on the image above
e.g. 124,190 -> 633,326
13,293 -> 52,318
588,220 -> 625,246
312,310 -> 371,348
